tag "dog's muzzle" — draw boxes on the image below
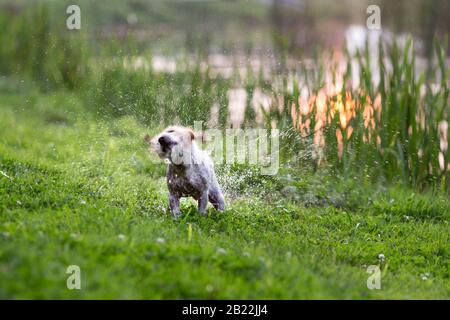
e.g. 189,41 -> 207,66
158,135 -> 177,153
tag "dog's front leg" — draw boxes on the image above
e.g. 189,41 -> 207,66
169,193 -> 181,219
198,190 -> 209,215
209,185 -> 225,212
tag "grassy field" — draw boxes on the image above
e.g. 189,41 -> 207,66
0,91 -> 448,299
0,0 -> 449,300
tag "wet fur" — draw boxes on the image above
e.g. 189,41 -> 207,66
145,126 -> 225,219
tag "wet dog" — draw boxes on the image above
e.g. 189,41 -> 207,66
145,126 -> 225,219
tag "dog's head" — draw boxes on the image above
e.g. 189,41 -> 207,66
144,126 -> 196,165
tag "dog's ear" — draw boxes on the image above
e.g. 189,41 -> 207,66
188,129 -> 195,141
188,129 -> 206,142
144,134 -> 152,144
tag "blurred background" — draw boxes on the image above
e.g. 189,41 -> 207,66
2,0 -> 450,56
0,0 -> 448,191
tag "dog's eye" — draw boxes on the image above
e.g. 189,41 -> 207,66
166,130 -> 174,133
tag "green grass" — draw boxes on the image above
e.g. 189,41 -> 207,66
0,1 -> 449,299
0,91 -> 449,299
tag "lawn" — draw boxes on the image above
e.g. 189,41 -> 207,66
0,91 -> 448,299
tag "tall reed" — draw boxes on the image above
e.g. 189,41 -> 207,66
278,37 -> 449,191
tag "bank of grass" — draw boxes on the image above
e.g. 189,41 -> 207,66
0,91 -> 448,299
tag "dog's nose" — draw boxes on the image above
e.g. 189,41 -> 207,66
158,135 -> 169,145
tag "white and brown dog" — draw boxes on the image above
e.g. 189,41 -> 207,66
145,126 -> 225,219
